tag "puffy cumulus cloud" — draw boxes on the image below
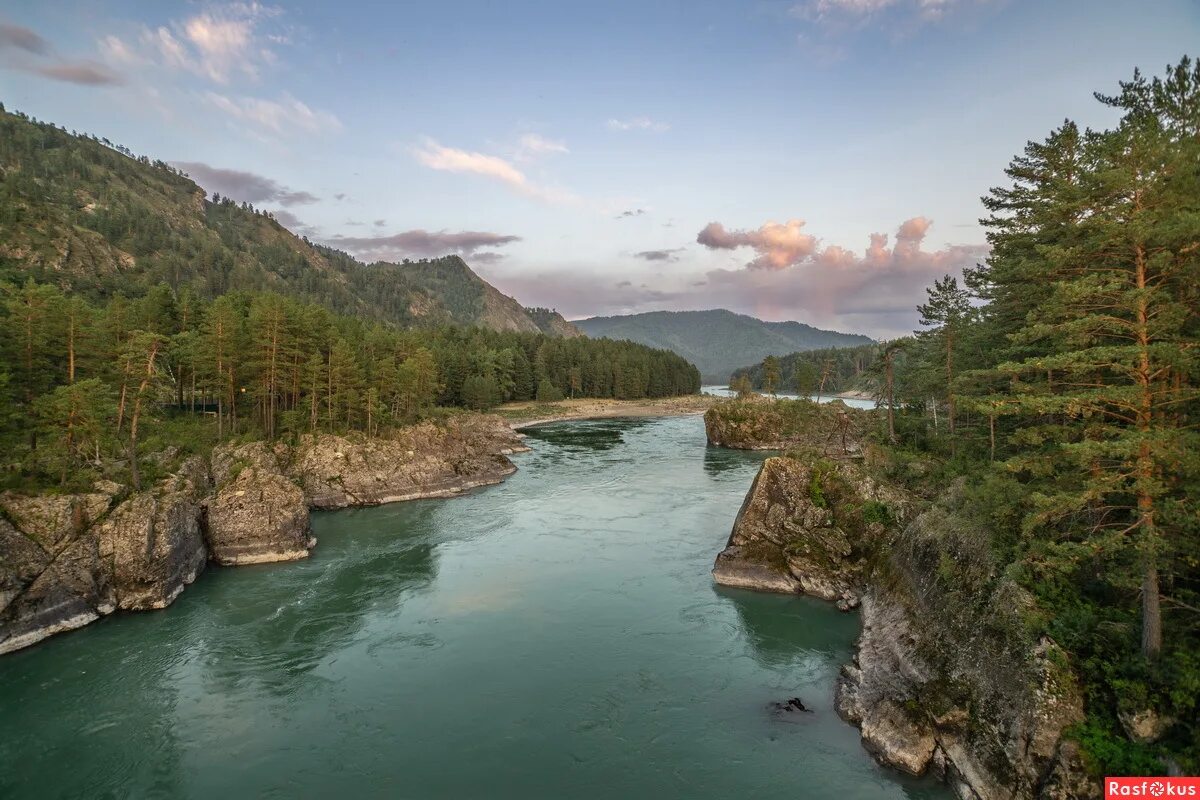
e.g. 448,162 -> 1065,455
172,161 -> 319,206
203,91 -> 341,136
688,215 -> 986,335
606,117 -> 670,133
697,219 -> 818,270
324,229 -> 522,263
502,217 -> 984,336
412,138 -> 577,206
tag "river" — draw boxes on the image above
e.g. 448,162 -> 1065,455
0,416 -> 946,799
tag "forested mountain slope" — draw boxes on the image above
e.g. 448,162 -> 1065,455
575,309 -> 872,382
0,106 -> 571,336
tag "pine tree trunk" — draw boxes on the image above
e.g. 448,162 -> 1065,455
1142,559 -> 1162,660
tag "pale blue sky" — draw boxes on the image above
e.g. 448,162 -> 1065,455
2,1 -> 1196,336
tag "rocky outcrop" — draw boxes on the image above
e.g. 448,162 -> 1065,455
207,442 -> 312,565
1,413 -> 530,655
204,414 -> 529,562
0,465 -> 210,654
712,456 -> 906,607
96,458 -> 209,609
704,397 -> 868,454
713,455 -> 1099,800
294,415 -> 527,510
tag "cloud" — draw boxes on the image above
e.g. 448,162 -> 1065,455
485,270 -> 685,319
30,61 -> 123,86
0,23 -> 49,54
125,3 -> 284,85
325,229 -> 522,262
607,117 -> 670,133
697,219 -> 819,270
791,0 -> 982,28
172,161 -> 319,205
271,208 -> 319,237
412,138 -> 577,205
688,215 -> 987,335
0,23 -> 123,86
204,90 -> 341,136
516,133 -> 568,159
634,248 -> 684,262
616,208 -> 646,219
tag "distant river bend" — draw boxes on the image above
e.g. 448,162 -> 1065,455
0,416 -> 946,799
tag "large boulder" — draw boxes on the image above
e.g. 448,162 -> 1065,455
95,458 -> 210,609
293,415 -> 527,510
0,492 -> 115,655
206,442 -> 312,565
0,466 -> 210,654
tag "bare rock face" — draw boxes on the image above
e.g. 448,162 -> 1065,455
712,456 -> 903,605
293,415 -> 528,510
0,470 -> 208,653
207,442 -> 312,565
716,455 -> 1097,800
96,459 -> 210,609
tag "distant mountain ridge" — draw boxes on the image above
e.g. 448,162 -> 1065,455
574,309 -> 873,382
0,107 -> 574,337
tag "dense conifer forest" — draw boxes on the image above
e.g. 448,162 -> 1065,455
742,59 -> 1200,773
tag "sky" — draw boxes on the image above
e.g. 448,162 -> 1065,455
1,1 -> 1197,337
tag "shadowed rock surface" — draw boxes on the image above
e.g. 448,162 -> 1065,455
711,449 -> 1099,800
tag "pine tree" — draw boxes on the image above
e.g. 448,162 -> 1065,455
917,275 -> 971,445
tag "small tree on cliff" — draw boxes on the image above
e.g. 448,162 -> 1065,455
761,355 -> 781,396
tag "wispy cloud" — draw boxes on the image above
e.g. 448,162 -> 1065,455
634,248 -> 684,262
515,133 -> 568,159
30,61 -> 123,85
791,0 -> 986,33
203,91 -> 341,136
0,23 -> 49,54
172,161 -> 320,205
326,229 -> 522,262
113,2 -> 284,85
606,117 -> 670,133
0,22 -> 123,86
412,138 -> 577,205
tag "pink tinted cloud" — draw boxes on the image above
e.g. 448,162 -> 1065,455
696,219 -> 819,270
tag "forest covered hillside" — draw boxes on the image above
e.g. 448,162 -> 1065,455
0,106 -> 573,336
574,309 -> 872,382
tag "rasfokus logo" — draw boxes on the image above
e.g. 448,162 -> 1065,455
1107,778 -> 1200,798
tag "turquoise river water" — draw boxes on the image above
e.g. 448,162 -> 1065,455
0,415 -> 948,799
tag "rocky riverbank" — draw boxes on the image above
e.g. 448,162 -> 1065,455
711,451 -> 1100,799
0,414 -> 529,655
704,396 -> 871,453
